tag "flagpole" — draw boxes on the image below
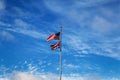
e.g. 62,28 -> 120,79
60,26 -> 62,80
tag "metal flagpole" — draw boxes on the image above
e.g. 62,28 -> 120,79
60,26 -> 62,80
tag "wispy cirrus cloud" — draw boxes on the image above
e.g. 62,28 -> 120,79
0,19 -> 47,40
92,16 -> 119,35
44,0 -> 119,12
43,0 -> 120,60
0,18 -> 49,54
7,28 -> 47,39
63,34 -> 120,60
44,0 -> 120,34
0,21 -> 12,28
0,31 -> 15,41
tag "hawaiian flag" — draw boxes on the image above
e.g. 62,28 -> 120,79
47,32 -> 60,41
50,42 -> 60,50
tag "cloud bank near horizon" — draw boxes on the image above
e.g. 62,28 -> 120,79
0,71 -> 119,80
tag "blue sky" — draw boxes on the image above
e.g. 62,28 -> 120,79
0,0 -> 120,80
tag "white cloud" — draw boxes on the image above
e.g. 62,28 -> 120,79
92,39 -> 120,60
1,71 -> 119,80
44,0 -> 117,13
6,72 -> 59,80
91,16 -> 119,35
63,32 -> 120,60
0,78 -> 8,80
92,16 -> 112,33
44,0 -> 120,34
11,7 -> 32,19
14,19 -> 31,29
64,35 -> 90,54
28,64 -> 38,74
0,21 -> 12,28
44,0 -> 119,27
4,19 -> 47,39
108,53 -> 120,60
0,20 -> 48,53
64,64 -> 80,69
0,31 -> 15,41
9,72 -> 43,80
7,28 -> 47,39
44,0 -> 120,60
